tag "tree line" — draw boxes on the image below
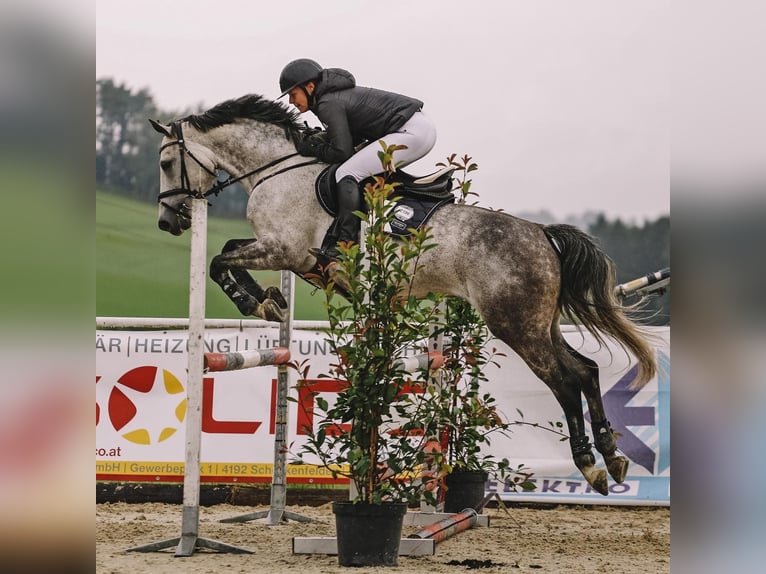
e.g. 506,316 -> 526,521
96,77 -> 669,325
96,78 -> 249,215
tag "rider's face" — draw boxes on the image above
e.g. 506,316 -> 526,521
288,82 -> 314,113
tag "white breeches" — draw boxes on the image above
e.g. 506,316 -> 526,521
335,111 -> 437,182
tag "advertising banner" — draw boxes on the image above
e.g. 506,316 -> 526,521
96,324 -> 669,505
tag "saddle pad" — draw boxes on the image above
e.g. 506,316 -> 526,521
383,195 -> 454,237
315,165 -> 455,237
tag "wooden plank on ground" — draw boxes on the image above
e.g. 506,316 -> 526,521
292,536 -> 435,556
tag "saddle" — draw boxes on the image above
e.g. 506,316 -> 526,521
315,165 -> 456,238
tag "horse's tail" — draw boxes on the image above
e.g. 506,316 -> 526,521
543,224 -> 657,389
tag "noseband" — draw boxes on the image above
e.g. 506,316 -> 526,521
157,121 -> 319,217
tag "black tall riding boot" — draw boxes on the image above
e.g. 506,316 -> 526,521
310,176 -> 362,261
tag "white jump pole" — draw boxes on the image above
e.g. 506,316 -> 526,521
266,271 -> 317,524
176,195 -> 209,556
266,270 -> 294,524
128,196 -> 254,556
220,271 -> 315,526
420,302 -> 445,514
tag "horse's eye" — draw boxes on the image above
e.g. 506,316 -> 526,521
160,159 -> 172,171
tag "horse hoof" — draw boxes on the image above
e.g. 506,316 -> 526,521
606,455 -> 629,483
588,470 -> 609,496
256,299 -> 287,322
264,286 -> 288,310
579,466 -> 609,496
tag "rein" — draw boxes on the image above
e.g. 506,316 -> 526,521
157,121 -> 319,211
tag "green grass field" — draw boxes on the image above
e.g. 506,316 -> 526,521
96,189 -> 328,320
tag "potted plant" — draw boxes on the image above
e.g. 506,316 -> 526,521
295,145 -> 445,566
429,296 -> 535,513
425,155 -> 535,512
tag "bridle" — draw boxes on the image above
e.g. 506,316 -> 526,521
157,120 -> 319,217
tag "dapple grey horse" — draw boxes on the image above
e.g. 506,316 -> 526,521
150,94 -> 656,495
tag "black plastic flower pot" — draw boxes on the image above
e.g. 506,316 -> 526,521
332,501 -> 407,567
443,470 -> 489,514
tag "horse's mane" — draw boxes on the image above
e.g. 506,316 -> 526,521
181,94 -> 302,137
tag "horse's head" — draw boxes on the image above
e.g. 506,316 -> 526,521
149,119 -> 218,236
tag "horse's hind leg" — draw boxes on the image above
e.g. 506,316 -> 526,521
210,239 -> 287,322
550,346 -> 612,495
565,343 -> 629,483
486,320 -> 610,495
532,345 -> 610,495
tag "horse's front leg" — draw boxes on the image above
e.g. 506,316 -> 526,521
210,239 -> 288,322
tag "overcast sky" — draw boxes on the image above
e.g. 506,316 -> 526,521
96,0 -> 669,222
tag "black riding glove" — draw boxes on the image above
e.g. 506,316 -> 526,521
296,132 -> 329,158
301,123 -> 324,138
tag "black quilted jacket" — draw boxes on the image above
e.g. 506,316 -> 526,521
308,68 -> 424,164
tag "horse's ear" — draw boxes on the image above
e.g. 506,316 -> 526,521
149,119 -> 173,137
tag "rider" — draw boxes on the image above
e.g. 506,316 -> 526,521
278,58 -> 437,261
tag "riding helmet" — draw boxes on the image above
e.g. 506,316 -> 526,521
279,58 -> 323,97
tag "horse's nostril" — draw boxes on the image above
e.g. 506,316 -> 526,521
158,220 -> 171,232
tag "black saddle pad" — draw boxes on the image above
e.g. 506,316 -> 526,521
315,166 -> 455,237
383,195 -> 454,237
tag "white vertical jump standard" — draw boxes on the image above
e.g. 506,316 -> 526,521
420,308 -> 445,515
127,195 -> 255,556
175,196 -> 232,556
218,270 -> 315,526
126,196 -> 300,557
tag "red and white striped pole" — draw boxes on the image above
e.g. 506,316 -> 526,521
204,347 -> 291,372
408,508 -> 478,543
392,351 -> 444,373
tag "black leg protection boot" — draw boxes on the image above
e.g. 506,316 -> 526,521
310,176 -> 362,261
